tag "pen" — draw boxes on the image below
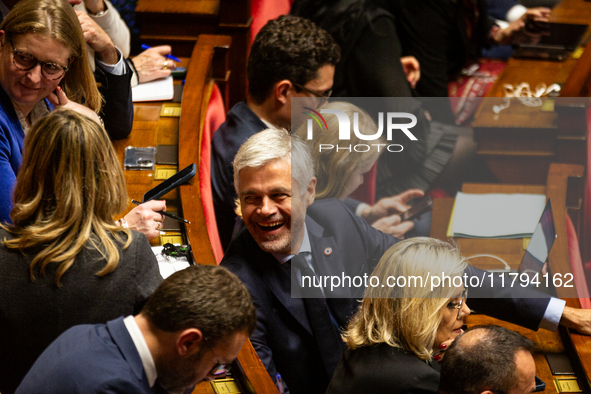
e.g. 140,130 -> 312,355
140,44 -> 182,63
276,373 -> 285,394
130,199 -> 191,224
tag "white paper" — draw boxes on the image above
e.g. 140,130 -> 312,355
132,76 -> 174,102
452,193 -> 547,238
152,245 -> 190,279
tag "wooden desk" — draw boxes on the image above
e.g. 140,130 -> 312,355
430,163 -> 591,393
486,0 -> 591,98
472,0 -> 590,187
116,34 -> 278,394
135,0 -> 250,109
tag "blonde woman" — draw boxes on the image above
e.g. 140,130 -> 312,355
326,237 -> 470,394
293,101 -> 425,238
0,0 -> 167,237
0,109 -> 162,393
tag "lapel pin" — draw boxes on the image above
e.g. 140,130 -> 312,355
324,247 -> 332,256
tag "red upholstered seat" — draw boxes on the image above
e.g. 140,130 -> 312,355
349,163 -> 377,205
250,0 -> 293,43
200,83 -> 226,264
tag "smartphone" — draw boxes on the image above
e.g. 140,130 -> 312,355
124,147 -> 156,170
400,196 -> 433,222
171,67 -> 187,79
142,163 -> 197,202
534,376 -> 545,392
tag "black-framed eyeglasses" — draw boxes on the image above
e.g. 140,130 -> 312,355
292,82 -> 332,104
447,288 -> 468,320
9,40 -> 69,80
204,338 -> 233,377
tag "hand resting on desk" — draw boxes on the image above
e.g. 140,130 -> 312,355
560,306 -> 591,336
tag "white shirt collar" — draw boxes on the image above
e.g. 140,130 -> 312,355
123,315 -> 158,387
272,223 -> 311,264
260,117 -> 277,130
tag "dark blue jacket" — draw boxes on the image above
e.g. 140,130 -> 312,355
0,86 -> 26,224
16,317 -> 154,394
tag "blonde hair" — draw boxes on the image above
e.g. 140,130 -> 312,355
0,0 -> 102,112
1,109 -> 130,285
343,237 -> 466,361
293,102 -> 385,199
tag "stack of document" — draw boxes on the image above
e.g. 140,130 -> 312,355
447,193 -> 547,238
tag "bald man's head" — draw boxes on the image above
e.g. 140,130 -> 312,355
438,325 -> 536,394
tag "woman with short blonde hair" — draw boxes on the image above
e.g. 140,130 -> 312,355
327,237 -> 470,394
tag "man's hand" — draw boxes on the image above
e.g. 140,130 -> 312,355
371,215 -> 415,238
132,46 -> 175,84
124,200 -> 167,240
82,0 -> 106,14
76,10 -> 118,64
359,189 -> 425,224
492,7 -> 551,45
560,306 -> 591,335
46,86 -> 101,124
400,56 -> 421,89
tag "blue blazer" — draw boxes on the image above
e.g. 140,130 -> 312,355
0,86 -> 25,224
16,317 -> 154,394
221,198 -> 551,394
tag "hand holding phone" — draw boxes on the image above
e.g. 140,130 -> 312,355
400,196 -> 433,222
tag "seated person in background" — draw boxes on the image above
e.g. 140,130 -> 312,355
1,0 -> 133,139
2,0 -> 176,139
291,0 -> 481,198
385,0 -> 550,99
211,15 -> 340,250
17,264 -> 257,394
327,237 -> 470,394
0,109 -> 163,394
293,101 -> 427,238
221,128 -> 591,394
439,325 -> 537,394
0,0 -> 167,237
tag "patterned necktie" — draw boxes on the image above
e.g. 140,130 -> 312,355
290,252 -> 343,378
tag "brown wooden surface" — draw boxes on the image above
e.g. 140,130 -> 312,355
486,0 -> 591,98
473,0 -> 590,187
136,0 -> 251,109
116,35 -> 277,393
430,163 -> 589,392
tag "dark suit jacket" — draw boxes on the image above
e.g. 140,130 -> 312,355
388,0 -> 494,101
95,61 -> 134,140
221,199 -> 396,394
0,230 -> 162,394
16,317 -> 154,393
221,198 -> 551,394
326,343 -> 440,394
487,0 -> 520,20
211,101 -> 267,250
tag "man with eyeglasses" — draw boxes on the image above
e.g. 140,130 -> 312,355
16,265 -> 257,394
439,326 -> 537,394
211,15 -> 340,251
